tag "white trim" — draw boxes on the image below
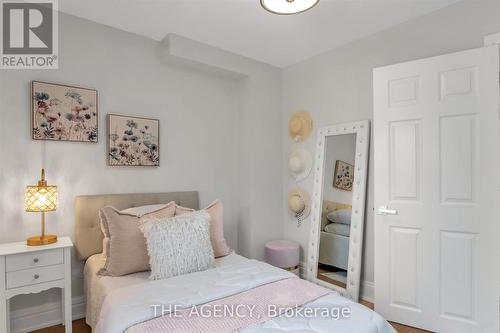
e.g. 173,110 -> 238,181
305,120 -> 370,303
10,296 -> 85,333
360,281 -> 375,303
484,32 -> 500,46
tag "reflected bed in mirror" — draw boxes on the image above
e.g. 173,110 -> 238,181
307,121 -> 370,302
318,200 -> 352,289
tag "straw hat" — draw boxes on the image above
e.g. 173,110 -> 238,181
289,111 -> 312,141
287,187 -> 311,218
288,148 -> 312,182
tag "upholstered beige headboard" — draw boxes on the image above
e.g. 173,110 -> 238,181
75,191 -> 199,260
321,200 -> 352,231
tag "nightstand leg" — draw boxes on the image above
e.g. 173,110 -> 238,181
64,248 -> 72,333
6,298 -> 10,333
61,288 -> 65,326
0,298 -> 8,333
64,288 -> 71,333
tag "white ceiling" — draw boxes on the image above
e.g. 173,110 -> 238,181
59,0 -> 460,68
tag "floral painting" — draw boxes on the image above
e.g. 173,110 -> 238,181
333,160 -> 354,191
32,81 -> 98,142
107,114 -> 160,167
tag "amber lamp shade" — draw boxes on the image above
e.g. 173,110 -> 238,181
25,169 -> 58,246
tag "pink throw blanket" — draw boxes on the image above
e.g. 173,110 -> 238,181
125,277 -> 331,333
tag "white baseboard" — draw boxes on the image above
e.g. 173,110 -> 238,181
299,261 -> 375,303
10,296 -> 85,333
360,280 -> 375,303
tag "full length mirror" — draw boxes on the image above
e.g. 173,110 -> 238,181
307,121 -> 370,301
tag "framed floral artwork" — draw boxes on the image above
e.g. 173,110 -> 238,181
31,81 -> 98,142
333,160 -> 354,191
107,114 -> 160,167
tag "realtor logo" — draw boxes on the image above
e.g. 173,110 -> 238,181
1,0 -> 58,69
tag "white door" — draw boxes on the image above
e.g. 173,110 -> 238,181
374,46 -> 499,333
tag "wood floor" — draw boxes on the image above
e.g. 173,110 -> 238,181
30,319 -> 90,333
32,308 -> 432,333
317,265 -> 347,289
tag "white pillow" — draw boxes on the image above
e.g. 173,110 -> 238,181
326,209 -> 352,225
324,222 -> 351,237
121,203 -> 171,217
140,210 -> 215,280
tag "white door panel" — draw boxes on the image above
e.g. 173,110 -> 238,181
389,227 -> 422,311
389,120 -> 421,202
374,46 -> 499,333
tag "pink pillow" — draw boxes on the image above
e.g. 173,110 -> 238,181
175,204 -> 195,216
99,202 -> 176,276
175,200 -> 231,258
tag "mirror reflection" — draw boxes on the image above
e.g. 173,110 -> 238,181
317,133 -> 357,289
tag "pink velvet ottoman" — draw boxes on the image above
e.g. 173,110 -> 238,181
265,240 -> 300,276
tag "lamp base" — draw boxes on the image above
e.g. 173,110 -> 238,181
27,235 -> 58,246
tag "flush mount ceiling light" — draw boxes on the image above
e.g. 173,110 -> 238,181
261,0 -> 319,15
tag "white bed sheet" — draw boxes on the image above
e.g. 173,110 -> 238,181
83,252 -> 248,328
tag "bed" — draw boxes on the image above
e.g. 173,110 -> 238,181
318,200 -> 351,270
75,192 -> 396,333
84,252 -> 250,328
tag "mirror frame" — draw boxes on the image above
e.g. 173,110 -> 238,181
306,120 -> 370,302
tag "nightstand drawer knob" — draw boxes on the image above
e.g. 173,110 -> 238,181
34,274 -> 40,279
33,258 -> 39,263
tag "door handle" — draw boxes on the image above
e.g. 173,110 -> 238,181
376,206 -> 398,216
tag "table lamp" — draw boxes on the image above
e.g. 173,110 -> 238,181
25,169 -> 58,246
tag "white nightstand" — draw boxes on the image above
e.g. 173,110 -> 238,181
0,237 -> 73,333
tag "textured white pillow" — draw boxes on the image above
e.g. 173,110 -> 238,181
140,210 -> 215,280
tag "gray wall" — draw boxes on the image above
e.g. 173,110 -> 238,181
0,12 -> 283,329
281,0 -> 500,290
